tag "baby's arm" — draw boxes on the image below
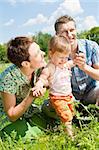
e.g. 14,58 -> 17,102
32,67 -> 49,97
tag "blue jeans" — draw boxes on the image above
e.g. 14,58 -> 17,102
73,85 -> 99,105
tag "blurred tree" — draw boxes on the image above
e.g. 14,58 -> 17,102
86,27 -> 99,44
0,44 -> 9,63
77,27 -> 99,44
1,27 -> 98,63
77,30 -> 89,39
35,32 -> 52,55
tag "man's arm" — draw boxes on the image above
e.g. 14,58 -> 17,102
82,63 -> 99,80
74,52 -> 99,80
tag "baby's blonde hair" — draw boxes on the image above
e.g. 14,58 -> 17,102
49,35 -> 71,55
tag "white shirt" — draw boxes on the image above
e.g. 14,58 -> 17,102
49,66 -> 72,96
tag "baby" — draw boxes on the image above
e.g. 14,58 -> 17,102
32,35 -> 75,138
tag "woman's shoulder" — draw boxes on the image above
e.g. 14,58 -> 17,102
0,64 -> 27,94
0,64 -> 18,79
0,65 -> 17,94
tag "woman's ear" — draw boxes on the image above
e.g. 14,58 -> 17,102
21,61 -> 30,68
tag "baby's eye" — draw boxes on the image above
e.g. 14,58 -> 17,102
59,57 -> 68,60
65,57 -> 69,60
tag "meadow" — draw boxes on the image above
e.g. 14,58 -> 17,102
0,63 -> 99,150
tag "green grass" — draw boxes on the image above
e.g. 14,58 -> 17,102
0,63 -> 99,150
0,120 -> 98,150
0,93 -> 98,150
0,63 -> 11,73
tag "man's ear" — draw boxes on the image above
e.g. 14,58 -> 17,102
21,61 -> 30,67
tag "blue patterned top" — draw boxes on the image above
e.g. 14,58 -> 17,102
71,39 -> 99,95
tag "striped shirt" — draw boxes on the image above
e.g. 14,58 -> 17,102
71,39 -> 99,95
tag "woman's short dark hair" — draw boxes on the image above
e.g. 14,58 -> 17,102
7,36 -> 33,67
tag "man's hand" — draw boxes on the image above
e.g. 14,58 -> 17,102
74,52 -> 86,70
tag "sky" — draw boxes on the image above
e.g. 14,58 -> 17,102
0,0 -> 99,44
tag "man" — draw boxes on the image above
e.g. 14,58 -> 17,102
54,15 -> 99,105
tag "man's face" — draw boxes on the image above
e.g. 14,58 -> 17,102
57,21 -> 77,46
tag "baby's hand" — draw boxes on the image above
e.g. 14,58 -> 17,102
32,86 -> 43,97
65,60 -> 75,69
32,86 -> 46,97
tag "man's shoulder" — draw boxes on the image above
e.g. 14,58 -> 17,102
78,39 -> 98,46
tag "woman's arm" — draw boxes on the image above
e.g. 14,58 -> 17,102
1,91 -> 33,122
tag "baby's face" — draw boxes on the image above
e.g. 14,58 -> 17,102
50,51 -> 69,67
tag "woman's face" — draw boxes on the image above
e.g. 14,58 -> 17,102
28,42 -> 46,69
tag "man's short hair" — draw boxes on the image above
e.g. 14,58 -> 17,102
54,15 -> 76,33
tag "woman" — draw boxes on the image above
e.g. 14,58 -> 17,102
0,36 -> 47,139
